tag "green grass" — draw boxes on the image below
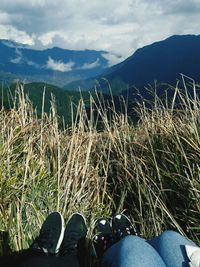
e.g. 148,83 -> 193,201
0,82 -> 92,124
0,80 -> 199,257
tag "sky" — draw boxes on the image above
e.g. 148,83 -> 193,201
0,0 -> 199,65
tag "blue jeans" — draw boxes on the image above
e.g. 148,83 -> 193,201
102,230 -> 197,267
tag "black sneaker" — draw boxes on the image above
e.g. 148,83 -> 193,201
60,213 -> 87,256
112,214 -> 137,241
93,218 -> 114,260
31,212 -> 65,255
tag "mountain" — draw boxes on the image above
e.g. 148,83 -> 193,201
65,35 -> 200,96
0,39 -> 111,86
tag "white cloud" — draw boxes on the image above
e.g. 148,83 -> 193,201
0,0 -> 199,59
10,48 -> 23,64
10,57 -> 21,64
26,60 -> 41,68
46,57 -> 75,72
10,49 -> 41,68
36,23 -> 135,59
102,53 -> 123,67
0,12 -> 11,24
81,59 -> 100,69
0,24 -> 35,45
38,31 -> 57,46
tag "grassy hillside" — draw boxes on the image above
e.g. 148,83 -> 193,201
0,82 -> 92,123
0,80 -> 199,261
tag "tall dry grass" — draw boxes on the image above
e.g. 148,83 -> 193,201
0,81 -> 199,255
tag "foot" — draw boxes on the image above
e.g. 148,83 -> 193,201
31,212 -> 65,255
93,218 -> 114,260
60,213 -> 87,256
112,214 -> 137,241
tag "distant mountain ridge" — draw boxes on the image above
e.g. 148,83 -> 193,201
2,35 -> 200,100
0,39 -> 111,86
65,34 -> 200,95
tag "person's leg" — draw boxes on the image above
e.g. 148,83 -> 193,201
149,230 -> 198,267
102,235 -> 167,267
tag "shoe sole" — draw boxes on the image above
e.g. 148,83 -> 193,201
54,212 -> 65,254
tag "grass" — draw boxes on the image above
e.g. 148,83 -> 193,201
0,81 -> 93,124
0,80 -> 199,257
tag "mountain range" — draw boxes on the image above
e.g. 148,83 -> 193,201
0,39 -> 116,86
1,34 -> 200,106
0,35 -> 200,94
65,35 -> 200,97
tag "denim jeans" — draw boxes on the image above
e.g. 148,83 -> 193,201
102,230 -> 197,267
